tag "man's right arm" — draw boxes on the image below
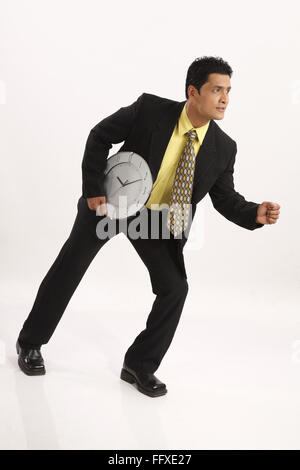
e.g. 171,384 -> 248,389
81,93 -> 145,200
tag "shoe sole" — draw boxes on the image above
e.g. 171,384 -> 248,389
120,368 -> 167,397
16,342 -> 46,376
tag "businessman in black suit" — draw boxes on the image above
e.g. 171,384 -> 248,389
17,56 -> 280,397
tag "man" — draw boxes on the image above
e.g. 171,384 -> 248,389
16,56 -> 280,398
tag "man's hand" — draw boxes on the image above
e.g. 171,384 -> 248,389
256,201 -> 280,225
86,196 -> 107,216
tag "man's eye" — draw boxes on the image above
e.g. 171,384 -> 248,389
214,89 -> 230,93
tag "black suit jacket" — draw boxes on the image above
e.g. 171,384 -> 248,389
81,92 -> 264,258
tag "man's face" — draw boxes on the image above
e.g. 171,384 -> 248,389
187,73 -> 231,121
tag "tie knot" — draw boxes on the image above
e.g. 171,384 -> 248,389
186,129 -> 197,141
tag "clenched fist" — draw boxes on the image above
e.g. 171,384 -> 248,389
86,196 -> 107,216
256,201 -> 280,225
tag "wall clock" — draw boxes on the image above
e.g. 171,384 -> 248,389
102,151 -> 153,219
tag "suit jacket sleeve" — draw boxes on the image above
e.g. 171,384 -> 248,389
81,93 -> 145,198
208,142 -> 264,230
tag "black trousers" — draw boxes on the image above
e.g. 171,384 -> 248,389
18,196 -> 189,374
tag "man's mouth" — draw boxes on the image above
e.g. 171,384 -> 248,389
216,107 -> 225,111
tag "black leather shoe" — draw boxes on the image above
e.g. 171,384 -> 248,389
120,362 -> 167,397
16,340 -> 46,376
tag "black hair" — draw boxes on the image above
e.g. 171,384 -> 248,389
185,56 -> 233,99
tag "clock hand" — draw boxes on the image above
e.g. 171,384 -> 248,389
117,176 -> 125,186
123,179 -> 143,187
110,176 -> 129,198
109,178 -> 142,199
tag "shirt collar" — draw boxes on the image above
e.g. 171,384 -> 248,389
178,102 -> 211,144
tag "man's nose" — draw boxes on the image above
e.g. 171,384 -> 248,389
220,94 -> 229,104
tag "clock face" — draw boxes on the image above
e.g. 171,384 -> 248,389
103,151 -> 153,219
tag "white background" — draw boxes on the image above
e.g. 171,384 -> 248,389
0,0 -> 299,450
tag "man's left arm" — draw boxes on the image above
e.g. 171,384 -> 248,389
208,142 -> 280,230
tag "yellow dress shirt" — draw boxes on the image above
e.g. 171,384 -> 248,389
145,102 -> 211,210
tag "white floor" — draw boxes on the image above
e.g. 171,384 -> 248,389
1,279 -> 300,450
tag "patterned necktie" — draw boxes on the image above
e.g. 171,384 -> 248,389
166,129 -> 198,236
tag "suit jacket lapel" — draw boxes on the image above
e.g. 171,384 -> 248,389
148,99 -> 217,193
